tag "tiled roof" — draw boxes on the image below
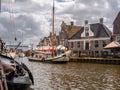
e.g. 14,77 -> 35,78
62,20 -> 112,39
65,25 -> 83,38
104,41 -> 120,49
90,23 -> 112,37
70,23 -> 112,39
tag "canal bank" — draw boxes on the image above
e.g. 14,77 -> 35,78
70,57 -> 120,65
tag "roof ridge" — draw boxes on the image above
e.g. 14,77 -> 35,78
67,25 -> 83,27
102,24 -> 111,37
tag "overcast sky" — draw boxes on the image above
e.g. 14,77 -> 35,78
0,0 -> 120,46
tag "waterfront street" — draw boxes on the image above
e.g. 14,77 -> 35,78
18,57 -> 120,90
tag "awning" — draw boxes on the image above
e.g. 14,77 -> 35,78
104,41 -> 120,49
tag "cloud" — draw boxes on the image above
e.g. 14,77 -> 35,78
0,0 -> 120,46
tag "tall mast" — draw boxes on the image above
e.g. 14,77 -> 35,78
52,0 -> 55,57
0,0 -> 1,13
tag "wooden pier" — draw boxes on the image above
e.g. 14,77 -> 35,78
70,57 -> 120,65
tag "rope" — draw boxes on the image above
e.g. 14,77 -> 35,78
9,0 -> 16,42
8,0 -> 17,71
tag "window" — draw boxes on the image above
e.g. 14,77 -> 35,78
85,27 -> 89,36
77,42 -> 80,48
95,40 -> 99,48
71,42 -> 74,48
85,42 -> 89,50
102,40 -> 107,47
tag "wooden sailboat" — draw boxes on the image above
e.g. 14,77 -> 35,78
28,0 -> 71,63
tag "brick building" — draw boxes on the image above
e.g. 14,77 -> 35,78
112,12 -> 120,42
59,21 -> 83,48
62,18 -> 112,57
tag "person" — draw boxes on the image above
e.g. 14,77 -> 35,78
0,60 -> 15,76
0,60 -> 15,90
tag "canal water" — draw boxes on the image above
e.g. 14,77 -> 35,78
19,57 -> 120,90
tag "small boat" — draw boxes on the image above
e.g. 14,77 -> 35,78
0,54 -> 34,90
1,51 -> 16,59
28,50 -> 71,64
28,53 -> 45,62
0,42 -> 22,59
44,52 -> 71,64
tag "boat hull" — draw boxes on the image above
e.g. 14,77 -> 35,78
28,50 -> 71,64
8,83 -> 30,90
7,76 -> 31,90
28,57 -> 43,62
44,55 -> 69,64
28,55 -> 69,63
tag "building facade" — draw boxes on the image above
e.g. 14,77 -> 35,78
67,18 -> 112,57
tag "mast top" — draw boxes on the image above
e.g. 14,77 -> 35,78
0,0 -> 1,13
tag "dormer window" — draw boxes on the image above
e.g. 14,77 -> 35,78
85,27 -> 89,36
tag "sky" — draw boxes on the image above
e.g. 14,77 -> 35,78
0,0 -> 120,46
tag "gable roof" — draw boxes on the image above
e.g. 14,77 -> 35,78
62,20 -> 112,40
90,23 -> 112,38
65,25 -> 83,39
70,23 -> 112,39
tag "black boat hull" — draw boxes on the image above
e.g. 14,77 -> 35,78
7,76 -> 31,90
0,54 -> 33,90
8,83 -> 30,90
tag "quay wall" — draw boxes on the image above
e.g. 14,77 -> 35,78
70,57 -> 120,65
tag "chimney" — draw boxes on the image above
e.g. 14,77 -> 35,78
70,21 -> 74,26
99,18 -> 103,24
85,20 -> 88,25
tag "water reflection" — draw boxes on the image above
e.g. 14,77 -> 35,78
21,57 -> 120,90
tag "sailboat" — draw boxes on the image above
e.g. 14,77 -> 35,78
28,0 -> 71,63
